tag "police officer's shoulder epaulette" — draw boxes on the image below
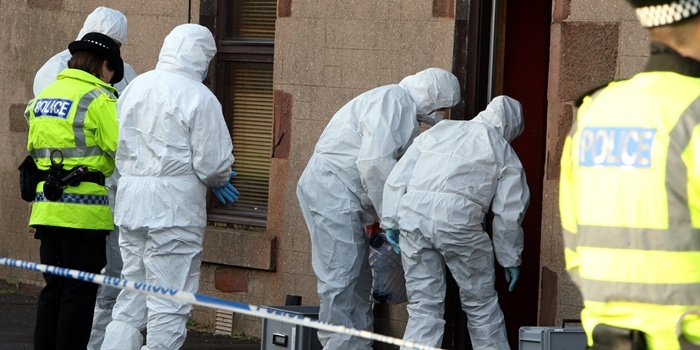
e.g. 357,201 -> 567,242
574,79 -> 629,108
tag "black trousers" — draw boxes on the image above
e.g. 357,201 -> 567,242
33,225 -> 107,350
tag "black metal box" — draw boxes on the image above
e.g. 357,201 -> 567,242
261,305 -> 322,350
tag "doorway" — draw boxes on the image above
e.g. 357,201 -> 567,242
445,0 -> 551,348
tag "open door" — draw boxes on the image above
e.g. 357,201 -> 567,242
445,0 -> 551,348
499,0 -> 551,346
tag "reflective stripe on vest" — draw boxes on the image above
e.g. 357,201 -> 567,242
31,145 -> 106,159
572,226 -> 700,251
73,89 -> 101,146
578,278 -> 699,306
35,192 -> 109,205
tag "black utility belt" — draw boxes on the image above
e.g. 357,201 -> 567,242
38,170 -> 105,186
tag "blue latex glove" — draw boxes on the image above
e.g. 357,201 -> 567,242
505,266 -> 520,292
384,229 -> 401,254
212,171 -> 239,204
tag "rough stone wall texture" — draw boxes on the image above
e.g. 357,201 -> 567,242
541,0 -> 649,326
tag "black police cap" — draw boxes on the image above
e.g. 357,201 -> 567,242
68,32 -> 124,84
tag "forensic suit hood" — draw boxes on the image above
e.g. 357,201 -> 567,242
472,95 -> 524,142
77,6 -> 128,44
33,7 -> 137,96
156,24 -> 215,82
399,67 -> 461,116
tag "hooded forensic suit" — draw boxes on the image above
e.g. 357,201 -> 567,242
296,68 -> 461,350
101,24 -> 234,350
381,96 -> 530,349
31,7 -> 138,349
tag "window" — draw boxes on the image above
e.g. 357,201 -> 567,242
210,0 -> 276,227
223,0 -> 276,41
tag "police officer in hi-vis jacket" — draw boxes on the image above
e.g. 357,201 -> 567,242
560,0 -> 700,348
26,32 -> 122,350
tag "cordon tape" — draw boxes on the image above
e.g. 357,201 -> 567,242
0,256 -> 442,350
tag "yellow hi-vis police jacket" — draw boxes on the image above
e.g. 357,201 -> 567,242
560,43 -> 700,349
25,68 -> 118,231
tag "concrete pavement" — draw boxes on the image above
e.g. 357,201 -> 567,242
0,279 -> 261,350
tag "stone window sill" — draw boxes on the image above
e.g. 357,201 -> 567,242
202,226 -> 276,271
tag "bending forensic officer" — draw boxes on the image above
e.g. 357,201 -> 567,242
296,67 -> 461,350
381,96 -> 529,350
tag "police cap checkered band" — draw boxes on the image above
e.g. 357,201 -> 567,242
629,0 -> 700,27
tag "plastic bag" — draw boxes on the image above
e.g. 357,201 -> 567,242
368,232 -> 407,304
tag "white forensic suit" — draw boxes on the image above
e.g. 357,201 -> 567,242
31,7 -> 138,350
101,24 -> 234,350
381,96 -> 530,350
296,67 -> 461,350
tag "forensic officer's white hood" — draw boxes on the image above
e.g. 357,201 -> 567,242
156,24 -> 216,82
399,67 -> 461,116
472,95 -> 524,142
77,7 -> 128,44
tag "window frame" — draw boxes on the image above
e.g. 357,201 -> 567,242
208,0 -> 276,227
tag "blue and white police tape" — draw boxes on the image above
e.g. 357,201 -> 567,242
0,256 -> 442,350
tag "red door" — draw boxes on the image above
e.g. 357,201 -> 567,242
498,0 -> 552,346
